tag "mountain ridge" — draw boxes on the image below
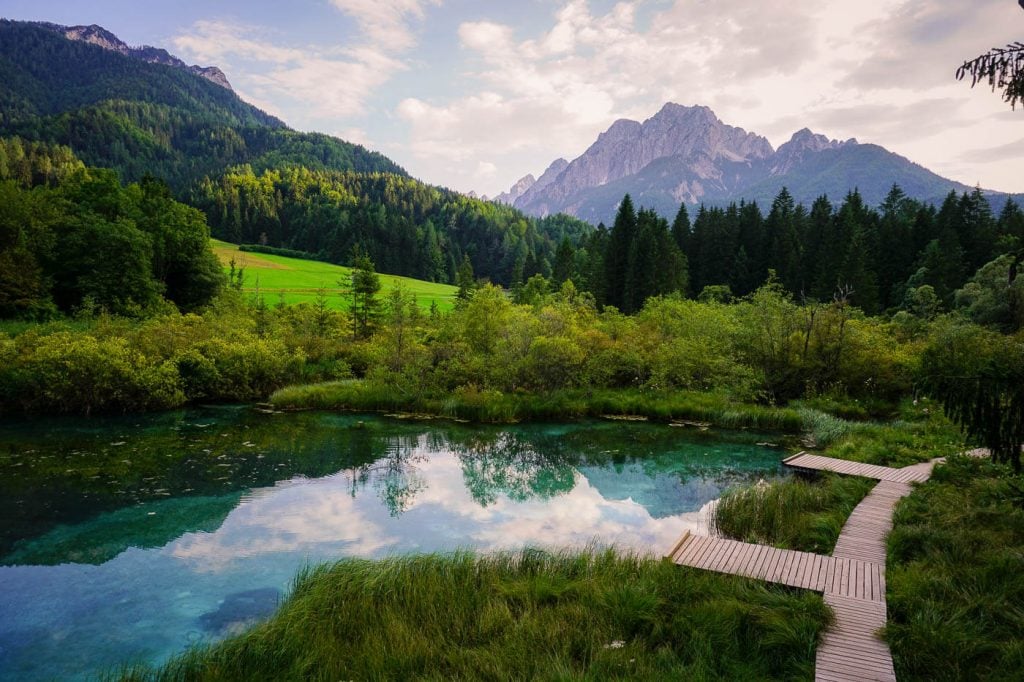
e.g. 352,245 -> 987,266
506,103 -> 1019,224
34,21 -> 233,90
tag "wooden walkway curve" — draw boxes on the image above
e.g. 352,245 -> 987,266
666,451 -> 970,681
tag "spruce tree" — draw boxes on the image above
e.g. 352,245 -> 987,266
671,202 -> 691,253
604,194 -> 637,310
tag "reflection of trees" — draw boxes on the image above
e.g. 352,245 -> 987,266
340,432 -> 428,517
450,433 -> 578,506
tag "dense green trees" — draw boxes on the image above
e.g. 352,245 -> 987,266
921,320 -> 1024,470
0,138 -> 222,317
647,186 -> 1018,317
191,165 -> 591,287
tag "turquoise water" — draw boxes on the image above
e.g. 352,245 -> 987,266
0,407 -> 788,680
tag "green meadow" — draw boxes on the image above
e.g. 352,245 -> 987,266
211,240 -> 458,311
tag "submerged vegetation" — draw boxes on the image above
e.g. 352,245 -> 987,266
120,549 -> 829,681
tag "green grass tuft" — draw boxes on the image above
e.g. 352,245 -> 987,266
118,548 -> 829,681
710,474 -> 874,553
270,382 -> 805,431
886,456 -> 1024,681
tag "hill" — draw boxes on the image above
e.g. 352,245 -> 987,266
0,20 -> 405,188
211,240 -> 458,311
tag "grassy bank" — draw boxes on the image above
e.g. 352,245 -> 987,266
269,381 -> 805,431
886,456 -> 1024,680
122,549 -> 829,681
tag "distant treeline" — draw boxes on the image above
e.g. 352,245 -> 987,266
238,243 -> 330,263
559,186 -> 1023,316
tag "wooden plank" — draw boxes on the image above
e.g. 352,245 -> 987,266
740,544 -> 765,578
666,531 -> 691,560
674,535 -> 705,564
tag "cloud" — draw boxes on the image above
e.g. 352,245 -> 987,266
330,0 -> 442,51
960,137 -> 1024,164
173,2 -> 439,121
840,0 -> 1020,91
173,21 -> 403,118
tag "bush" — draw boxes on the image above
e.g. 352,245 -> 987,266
3,332 -> 185,414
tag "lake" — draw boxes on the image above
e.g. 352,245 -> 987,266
0,407 -> 789,680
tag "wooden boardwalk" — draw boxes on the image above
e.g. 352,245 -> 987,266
782,452 -> 932,484
665,452 -> 964,681
668,533 -> 886,601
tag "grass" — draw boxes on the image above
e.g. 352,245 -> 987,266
886,456 -> 1024,681
269,381 -> 806,431
212,239 -> 458,311
810,399 -> 965,469
710,474 -> 875,554
119,548 -> 830,681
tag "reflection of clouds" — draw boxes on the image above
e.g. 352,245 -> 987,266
168,473 -> 400,571
166,448 -> 711,570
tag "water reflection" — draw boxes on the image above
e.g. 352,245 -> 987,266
0,409 -> 788,681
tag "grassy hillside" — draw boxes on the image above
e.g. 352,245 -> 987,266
212,240 -> 458,311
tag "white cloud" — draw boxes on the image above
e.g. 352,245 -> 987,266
173,21 -> 402,118
173,2 -> 439,122
393,0 -> 1024,197
330,0 -> 442,51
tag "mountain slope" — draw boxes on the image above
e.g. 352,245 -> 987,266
0,20 -> 404,187
508,103 -> 1019,224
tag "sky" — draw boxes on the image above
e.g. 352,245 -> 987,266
3,0 -> 1023,197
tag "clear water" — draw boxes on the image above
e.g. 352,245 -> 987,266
0,407 -> 789,680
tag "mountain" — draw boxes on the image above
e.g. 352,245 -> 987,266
507,103 -> 1019,224
0,20 -> 404,187
36,22 -> 233,89
493,173 -> 535,205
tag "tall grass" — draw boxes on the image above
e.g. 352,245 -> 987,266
118,548 -> 829,681
270,381 -> 805,431
886,456 -> 1024,681
710,474 -> 875,553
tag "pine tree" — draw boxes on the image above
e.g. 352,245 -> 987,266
671,203 -> 691,253
348,249 -> 381,339
877,184 -> 918,309
764,188 -> 802,294
552,237 -> 575,285
455,254 -> 475,307
604,194 -> 637,310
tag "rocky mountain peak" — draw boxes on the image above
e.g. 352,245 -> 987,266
512,103 -> 773,215
35,22 -> 233,90
494,173 -> 536,205
770,128 -> 858,175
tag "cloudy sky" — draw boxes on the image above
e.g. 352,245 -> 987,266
6,0 -> 1023,197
